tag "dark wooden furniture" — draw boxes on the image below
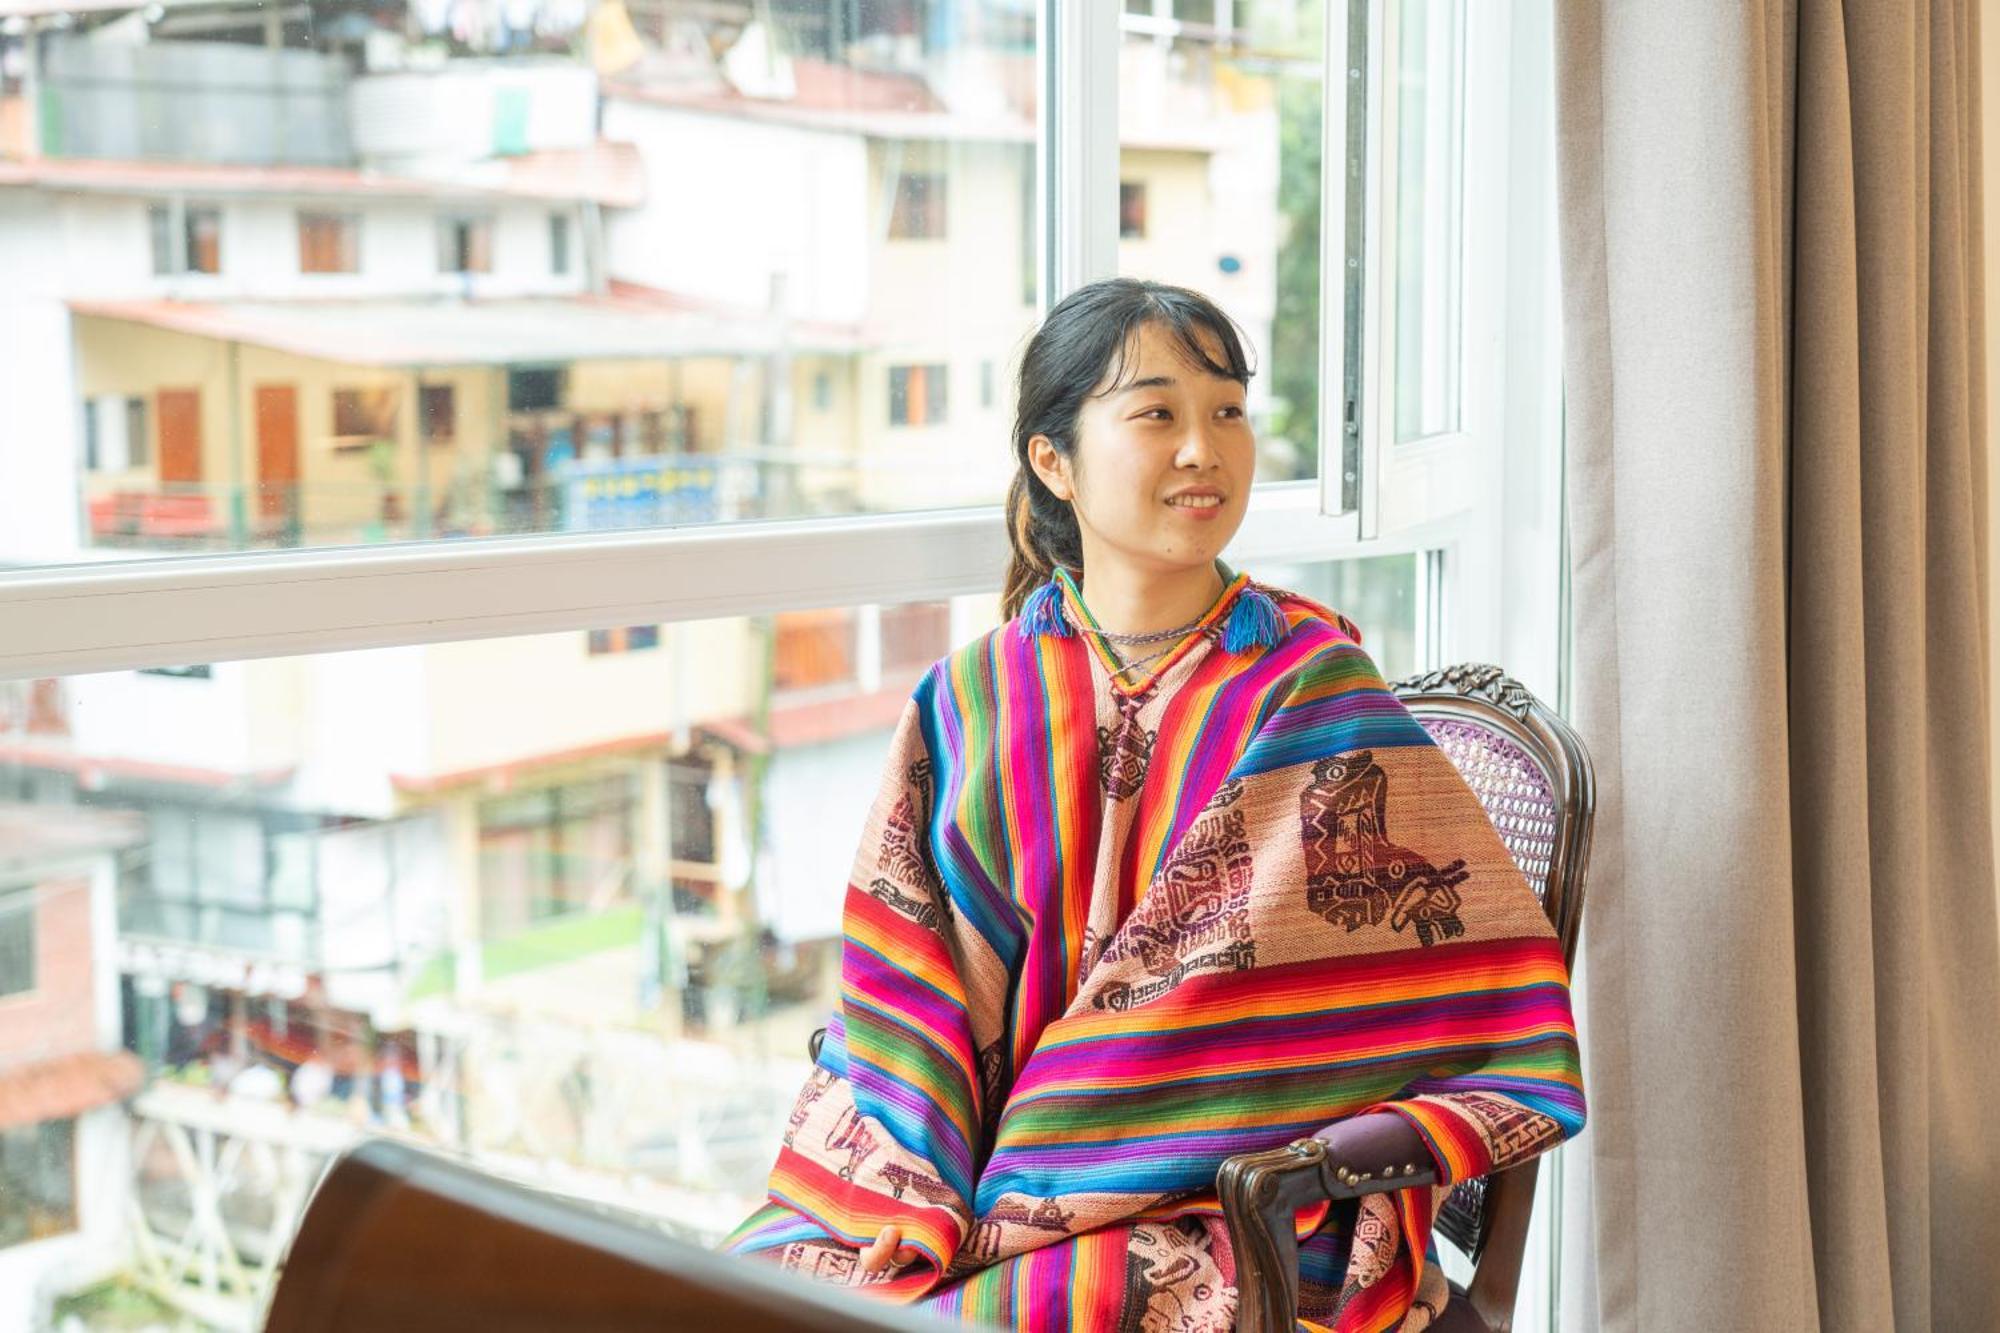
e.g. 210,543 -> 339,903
263,1138 -> 955,1332
1217,664 -> 1595,1333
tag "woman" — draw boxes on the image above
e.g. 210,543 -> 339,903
724,279 -> 1585,1332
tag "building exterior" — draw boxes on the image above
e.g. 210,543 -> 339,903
0,800 -> 144,1332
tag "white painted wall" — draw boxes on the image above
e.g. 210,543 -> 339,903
351,62 -> 598,169
65,665 -> 261,775
600,99 -> 872,324
21,190 -> 584,305
0,194 -> 85,565
759,726 -> 897,942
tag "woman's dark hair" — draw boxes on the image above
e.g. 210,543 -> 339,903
1001,277 -> 1255,620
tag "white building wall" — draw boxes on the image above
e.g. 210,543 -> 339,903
26,190 -> 584,306
65,666 -> 260,775
600,99 -> 871,325
0,194 -> 86,565
0,1104 -> 133,1333
759,727 -> 896,943
289,646 -> 432,818
350,62 -> 598,169
0,859 -> 136,1331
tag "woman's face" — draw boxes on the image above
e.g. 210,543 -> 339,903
1032,320 -> 1257,577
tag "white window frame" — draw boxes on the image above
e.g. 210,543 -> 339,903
0,1 -> 1556,706
1337,0 -> 1564,697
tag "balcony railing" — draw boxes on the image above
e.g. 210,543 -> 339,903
79,449 -> 909,554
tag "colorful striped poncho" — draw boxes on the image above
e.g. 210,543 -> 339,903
724,566 -> 1585,1331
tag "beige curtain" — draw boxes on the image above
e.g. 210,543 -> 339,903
1554,2 -> 2000,1329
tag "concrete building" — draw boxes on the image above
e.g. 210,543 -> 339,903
0,800 -> 144,1332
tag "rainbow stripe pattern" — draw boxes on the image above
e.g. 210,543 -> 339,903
724,571 -> 1585,1331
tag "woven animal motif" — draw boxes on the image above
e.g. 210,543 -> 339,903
1301,751 -> 1470,946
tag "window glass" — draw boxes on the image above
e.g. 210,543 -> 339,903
2,5 -> 1044,569
437,215 -> 495,275
0,554 -> 1408,1324
888,363 -> 949,428
184,206 -> 221,275
550,212 -> 572,276
1117,1 -> 1325,484
419,383 -> 457,444
888,172 -> 948,239
299,211 -> 360,275
146,205 -> 173,277
1393,0 -> 1466,442
1119,180 -> 1148,238
0,889 -> 35,998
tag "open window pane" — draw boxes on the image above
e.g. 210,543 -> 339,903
1116,1 -> 1324,484
1392,0 -> 1465,443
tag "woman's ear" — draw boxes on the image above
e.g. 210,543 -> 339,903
1028,434 -> 1073,501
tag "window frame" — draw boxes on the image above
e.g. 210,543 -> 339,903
437,213 -> 495,276
1333,0 -> 1564,688
298,209 -> 361,276
183,202 -> 223,276
886,170 -> 949,241
0,0 -> 1547,693
549,211 -> 572,276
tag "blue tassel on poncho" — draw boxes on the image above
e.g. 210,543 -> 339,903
1019,571 -> 1288,653
1221,582 -> 1286,654
1017,577 -> 1075,639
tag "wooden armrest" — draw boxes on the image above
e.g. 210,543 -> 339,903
1215,1113 -> 1439,1333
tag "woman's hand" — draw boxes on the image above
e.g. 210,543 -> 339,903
858,1223 -> 919,1275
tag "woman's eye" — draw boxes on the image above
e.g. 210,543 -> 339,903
1137,407 -> 1172,421
1219,405 -> 1245,420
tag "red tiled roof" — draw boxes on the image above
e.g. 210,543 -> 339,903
0,742 -> 294,793
0,1050 -> 144,1131
0,801 -> 144,870
788,58 -> 943,114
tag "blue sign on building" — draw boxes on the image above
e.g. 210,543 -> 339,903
561,456 -> 721,531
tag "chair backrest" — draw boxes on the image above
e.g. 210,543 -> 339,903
1390,663 -> 1594,1264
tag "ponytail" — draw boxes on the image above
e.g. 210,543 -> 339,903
1000,465 -> 1081,621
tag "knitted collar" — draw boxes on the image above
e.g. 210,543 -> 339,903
1015,562 -> 1288,657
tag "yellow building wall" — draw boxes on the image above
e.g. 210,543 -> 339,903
71,315 -> 503,538
1115,148 -> 1217,292
859,138 -> 1038,514
415,615 -> 756,783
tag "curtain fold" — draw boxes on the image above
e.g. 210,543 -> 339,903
1554,2 -> 2000,1328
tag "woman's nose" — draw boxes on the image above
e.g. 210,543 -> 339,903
1176,425 -> 1223,467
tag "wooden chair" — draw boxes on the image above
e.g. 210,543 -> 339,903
1217,663 -> 1594,1333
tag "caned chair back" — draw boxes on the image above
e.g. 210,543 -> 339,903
1390,663 -> 1593,1262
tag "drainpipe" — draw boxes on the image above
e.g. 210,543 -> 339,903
227,339 -> 246,545
404,365 -> 427,539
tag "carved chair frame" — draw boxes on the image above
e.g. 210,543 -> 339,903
1217,663 -> 1595,1333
